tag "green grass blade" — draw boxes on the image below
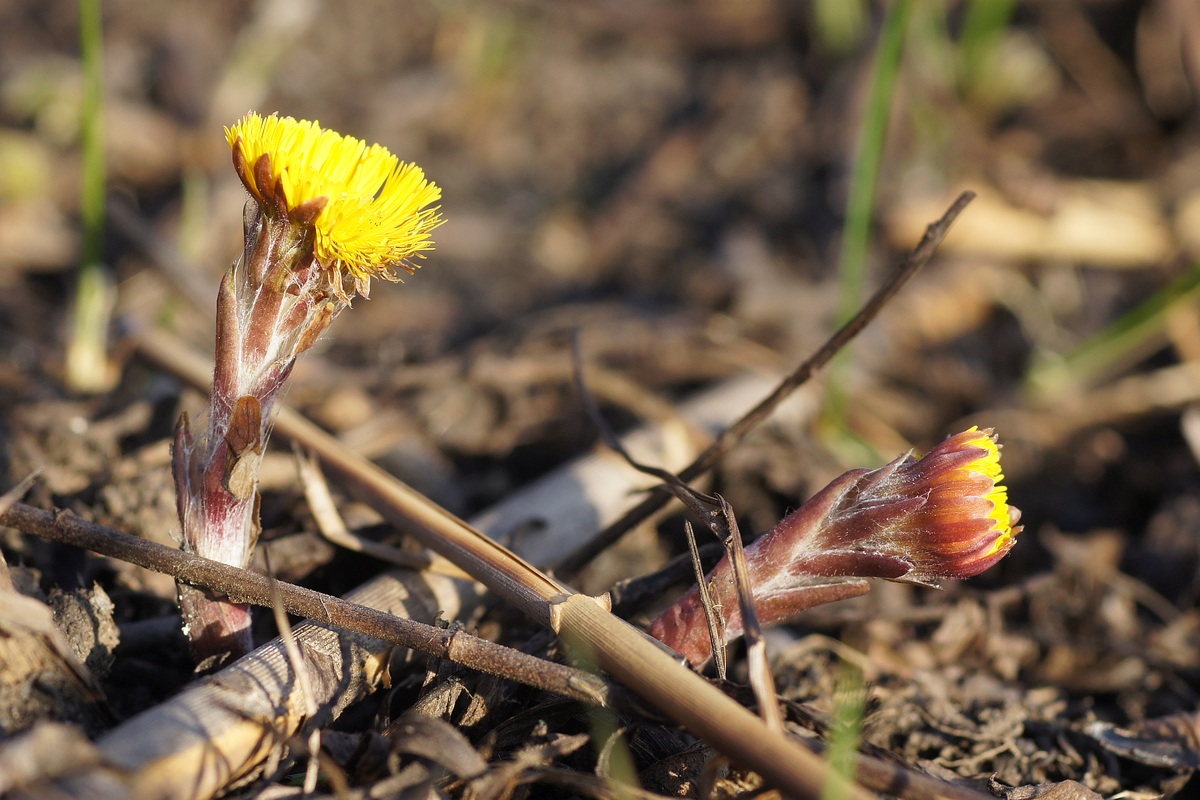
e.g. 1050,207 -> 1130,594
959,0 -> 1017,90
814,0 -> 868,53
821,662 -> 867,800
835,0 -> 913,328
79,0 -> 104,266
66,0 -> 116,392
1026,264 -> 1200,399
824,0 -> 914,454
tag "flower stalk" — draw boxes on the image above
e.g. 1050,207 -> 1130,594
173,113 -> 441,663
650,427 -> 1022,666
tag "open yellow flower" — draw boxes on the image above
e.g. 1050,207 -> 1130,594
175,114 -> 443,662
225,112 -> 442,291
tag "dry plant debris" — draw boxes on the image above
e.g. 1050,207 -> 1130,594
3,1 -> 1200,798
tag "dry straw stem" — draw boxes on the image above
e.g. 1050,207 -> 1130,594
136,330 -> 868,800
723,501 -> 785,733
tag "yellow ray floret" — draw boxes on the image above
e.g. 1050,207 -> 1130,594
959,426 -> 1016,555
225,112 -> 442,283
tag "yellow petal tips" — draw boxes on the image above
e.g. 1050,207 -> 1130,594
225,112 -> 442,292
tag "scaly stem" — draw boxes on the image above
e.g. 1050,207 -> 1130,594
174,209 -> 345,663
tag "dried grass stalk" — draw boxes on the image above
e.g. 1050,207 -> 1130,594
49,330 -> 786,799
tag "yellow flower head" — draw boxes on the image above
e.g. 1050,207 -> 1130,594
739,426 -> 1022,588
225,112 -> 442,289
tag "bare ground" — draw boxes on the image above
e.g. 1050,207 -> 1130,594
2,1 -> 1200,798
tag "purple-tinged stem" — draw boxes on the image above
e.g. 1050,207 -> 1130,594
173,206 -> 347,664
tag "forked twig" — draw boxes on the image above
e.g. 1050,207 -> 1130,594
556,190 -> 977,574
574,336 -> 781,726
683,522 -> 726,678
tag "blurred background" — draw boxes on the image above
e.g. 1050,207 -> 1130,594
3,0 -> 1200,793
4,0 -> 1199,549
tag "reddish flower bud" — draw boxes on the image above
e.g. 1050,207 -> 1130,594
649,427 -> 1022,666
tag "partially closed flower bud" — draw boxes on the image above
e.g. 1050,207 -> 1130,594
785,426 -> 1020,584
649,427 -> 1021,666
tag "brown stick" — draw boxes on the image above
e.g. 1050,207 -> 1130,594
134,323 -> 568,623
0,502 -> 609,707
133,329 -> 875,799
556,190 -> 977,574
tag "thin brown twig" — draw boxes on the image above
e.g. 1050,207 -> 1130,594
575,344 -> 789,727
719,497 -> 783,733
683,521 -> 726,678
0,502 -> 611,708
556,190 -> 977,575
571,332 -> 722,510
564,194 -> 973,732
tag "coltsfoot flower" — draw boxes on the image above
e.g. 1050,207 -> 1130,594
173,113 -> 442,663
226,112 -> 441,297
649,427 -> 1022,666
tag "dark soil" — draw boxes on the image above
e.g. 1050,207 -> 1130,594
3,1 -> 1200,798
